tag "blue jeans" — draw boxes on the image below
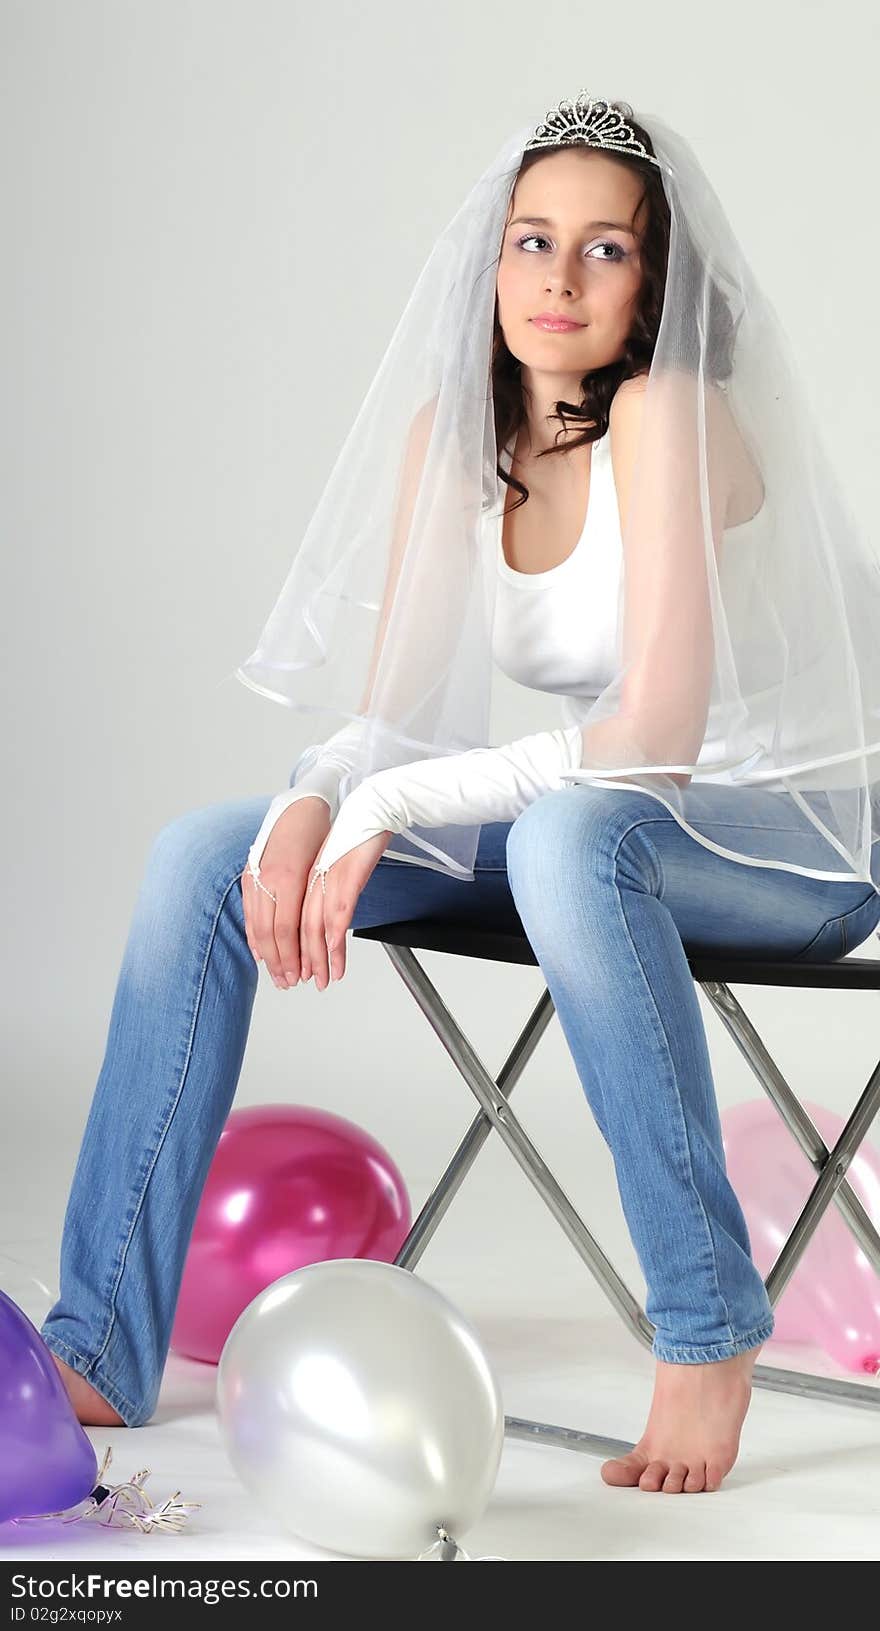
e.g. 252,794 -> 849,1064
40,779 -> 880,1425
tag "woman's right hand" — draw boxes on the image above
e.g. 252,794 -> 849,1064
240,797 -> 332,987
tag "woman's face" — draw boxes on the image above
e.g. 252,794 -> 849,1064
496,147 -> 646,384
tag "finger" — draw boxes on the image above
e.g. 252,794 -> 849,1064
323,872 -> 356,988
248,869 -> 287,984
299,880 -> 315,982
303,867 -> 331,989
273,880 -> 306,985
240,870 -> 262,966
242,870 -> 274,970
328,920 -> 348,983
325,896 -> 352,984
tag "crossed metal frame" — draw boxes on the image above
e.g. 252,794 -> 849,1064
353,920 -> 880,1458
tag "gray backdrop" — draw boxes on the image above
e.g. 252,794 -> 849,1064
2,1 -> 877,1302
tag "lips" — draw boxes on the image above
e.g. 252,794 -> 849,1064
531,314 -> 585,331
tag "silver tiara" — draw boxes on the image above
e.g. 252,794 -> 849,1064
524,91 -> 663,171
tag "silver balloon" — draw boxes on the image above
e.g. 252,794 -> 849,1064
216,1257 -> 504,1559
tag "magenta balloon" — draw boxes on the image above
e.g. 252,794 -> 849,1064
722,1100 -> 880,1374
0,1289 -> 98,1523
170,1104 -> 413,1364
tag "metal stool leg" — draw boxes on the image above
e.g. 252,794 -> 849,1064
383,944 -> 880,1458
699,979 -> 880,1406
385,942 -> 640,1456
393,984 -> 557,1267
700,981 -> 880,1283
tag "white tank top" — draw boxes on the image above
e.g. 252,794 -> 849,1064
489,428 -> 738,782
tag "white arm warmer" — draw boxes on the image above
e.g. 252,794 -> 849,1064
313,724 -> 585,876
246,719 -> 369,884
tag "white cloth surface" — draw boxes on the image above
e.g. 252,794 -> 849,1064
491,429 -> 621,697
313,724 -> 585,875
492,429 -> 742,782
247,426 -> 742,884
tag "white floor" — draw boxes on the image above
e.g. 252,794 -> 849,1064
3,1163 -> 880,1564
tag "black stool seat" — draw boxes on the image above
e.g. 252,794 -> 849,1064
355,918 -> 880,988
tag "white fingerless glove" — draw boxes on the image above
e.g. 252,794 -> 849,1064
313,724 -> 585,876
246,719 -> 369,885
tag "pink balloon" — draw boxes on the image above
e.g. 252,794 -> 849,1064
170,1104 -> 412,1363
722,1099 -> 880,1374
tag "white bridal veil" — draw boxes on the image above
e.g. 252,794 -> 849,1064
233,93 -> 880,891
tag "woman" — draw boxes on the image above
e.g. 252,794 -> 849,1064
42,95 -> 880,1497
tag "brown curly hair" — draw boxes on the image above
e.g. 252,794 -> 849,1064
491,103 -> 669,513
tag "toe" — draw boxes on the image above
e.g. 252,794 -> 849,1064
661,1461 -> 689,1494
684,1461 -> 707,1493
638,1459 -> 668,1492
705,1456 -> 729,1492
600,1450 -> 648,1488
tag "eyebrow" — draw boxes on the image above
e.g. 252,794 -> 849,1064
508,215 -> 636,234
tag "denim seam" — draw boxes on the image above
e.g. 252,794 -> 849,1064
610,810 -> 735,1345
631,821 -> 665,899
791,915 -> 845,962
792,891 -> 880,960
605,812 -> 877,956
39,1333 -> 140,1428
838,891 -> 880,953
652,1312 -> 774,1364
83,867 -> 244,1397
662,820 -> 838,834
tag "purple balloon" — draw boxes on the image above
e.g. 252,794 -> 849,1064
0,1288 -> 98,1523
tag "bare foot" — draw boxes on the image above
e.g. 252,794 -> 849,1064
49,1352 -> 125,1427
601,1343 -> 762,1494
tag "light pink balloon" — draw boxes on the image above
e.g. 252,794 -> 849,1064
170,1104 -> 412,1363
722,1099 -> 880,1374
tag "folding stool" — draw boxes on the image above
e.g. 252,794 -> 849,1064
353,918 -> 880,1458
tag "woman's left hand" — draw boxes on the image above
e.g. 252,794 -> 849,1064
300,828 -> 393,988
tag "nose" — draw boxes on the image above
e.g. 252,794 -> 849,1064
542,250 -> 583,297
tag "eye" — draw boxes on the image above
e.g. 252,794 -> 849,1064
589,241 -> 627,262
515,233 -> 626,263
